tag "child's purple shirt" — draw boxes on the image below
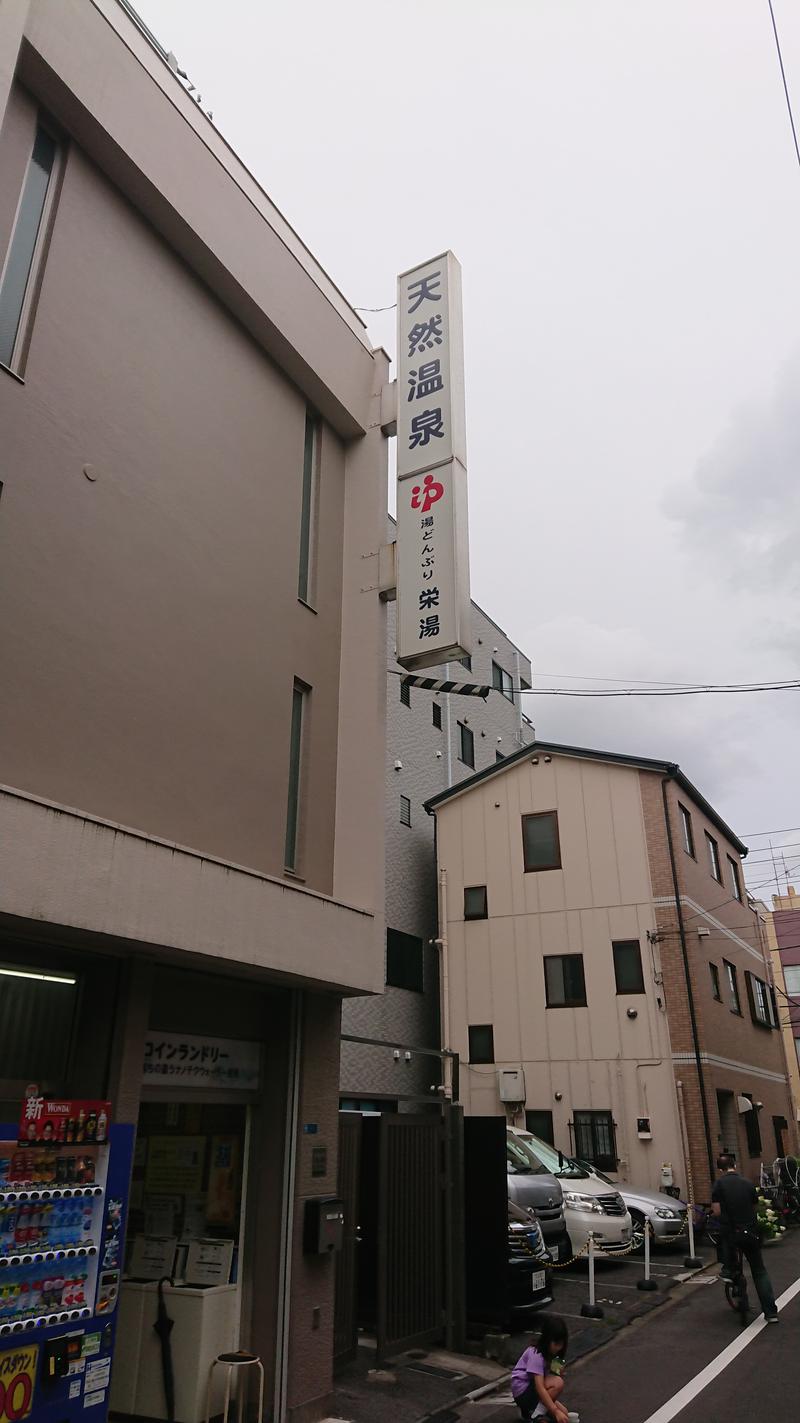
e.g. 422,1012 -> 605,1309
511,1346 -> 546,1399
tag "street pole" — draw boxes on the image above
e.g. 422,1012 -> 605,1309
580,1235 -> 604,1318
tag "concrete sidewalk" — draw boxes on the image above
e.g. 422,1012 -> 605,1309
325,1238 -> 719,1422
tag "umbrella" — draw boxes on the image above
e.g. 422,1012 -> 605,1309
153,1275 -> 176,1423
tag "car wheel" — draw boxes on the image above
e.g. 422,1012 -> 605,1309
629,1210 -> 646,1252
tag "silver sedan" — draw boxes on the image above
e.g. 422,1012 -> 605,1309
576,1162 -> 687,1249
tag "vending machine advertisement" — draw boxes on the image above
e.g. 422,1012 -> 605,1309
0,1090 -> 133,1423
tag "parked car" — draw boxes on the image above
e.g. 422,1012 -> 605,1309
509,1129 -> 632,1256
506,1130 -> 570,1260
573,1160 -> 687,1250
507,1200 -> 553,1313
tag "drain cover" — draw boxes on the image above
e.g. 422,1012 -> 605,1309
406,1363 -> 467,1380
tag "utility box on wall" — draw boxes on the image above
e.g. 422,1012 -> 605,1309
497,1068 -> 526,1103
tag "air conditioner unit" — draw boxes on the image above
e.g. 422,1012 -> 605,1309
498,1067 -> 526,1103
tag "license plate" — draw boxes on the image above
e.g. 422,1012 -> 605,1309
531,1270 -> 545,1292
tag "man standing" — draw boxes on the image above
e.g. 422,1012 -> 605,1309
712,1153 -> 778,1322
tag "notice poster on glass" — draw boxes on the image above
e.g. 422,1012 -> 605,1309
129,1235 -> 177,1281
185,1237 -> 234,1287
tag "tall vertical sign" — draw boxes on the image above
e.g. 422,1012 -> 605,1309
396,252 -> 471,670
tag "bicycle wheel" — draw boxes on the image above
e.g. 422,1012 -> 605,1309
725,1276 -> 749,1323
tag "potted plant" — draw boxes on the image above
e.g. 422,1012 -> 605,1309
757,1194 -> 786,1244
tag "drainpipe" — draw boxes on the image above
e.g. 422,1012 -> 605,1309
443,661 -> 453,788
436,866 -> 452,1099
661,774 -> 715,1184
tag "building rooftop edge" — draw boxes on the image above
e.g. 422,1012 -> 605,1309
424,738 -> 749,856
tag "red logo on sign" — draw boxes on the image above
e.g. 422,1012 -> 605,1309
411,473 -> 444,514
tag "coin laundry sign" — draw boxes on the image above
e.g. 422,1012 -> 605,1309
396,252 -> 471,670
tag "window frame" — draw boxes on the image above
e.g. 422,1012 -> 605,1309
612,939 -> 645,995
723,959 -> 742,1015
544,953 -> 587,1008
432,701 -> 442,730
572,1110 -> 618,1172
399,794 -> 412,828
705,831 -> 722,883
727,855 -> 743,902
525,1109 -> 555,1146
522,811 -> 561,873
783,965 -> 800,997
743,1094 -> 762,1158
297,409 -> 321,606
678,803 -> 695,858
385,928 -> 424,993
400,678 -> 411,707
468,1024 -> 495,1064
284,681 -> 308,873
709,962 -> 722,1002
464,885 -> 488,921
491,660 -> 514,701
458,720 -> 475,768
0,123 -> 62,376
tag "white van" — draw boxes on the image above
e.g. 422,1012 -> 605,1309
509,1128 -> 632,1256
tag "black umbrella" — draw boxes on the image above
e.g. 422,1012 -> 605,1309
153,1276 -> 176,1423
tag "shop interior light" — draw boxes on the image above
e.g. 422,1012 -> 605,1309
0,966 -> 76,985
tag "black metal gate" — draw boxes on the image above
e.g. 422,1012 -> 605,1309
335,1107 -> 464,1363
333,1112 -> 362,1364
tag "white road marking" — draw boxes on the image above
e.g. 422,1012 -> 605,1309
639,1272 -> 800,1423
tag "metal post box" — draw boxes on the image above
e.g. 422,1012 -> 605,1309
303,1197 -> 345,1255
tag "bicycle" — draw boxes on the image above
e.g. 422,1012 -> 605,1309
723,1242 -> 750,1326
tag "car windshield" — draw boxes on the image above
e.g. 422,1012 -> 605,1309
506,1135 -> 546,1174
513,1132 -> 590,1180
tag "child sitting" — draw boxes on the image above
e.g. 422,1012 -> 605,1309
510,1314 -> 578,1423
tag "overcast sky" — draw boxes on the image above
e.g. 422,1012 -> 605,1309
135,0 -> 800,894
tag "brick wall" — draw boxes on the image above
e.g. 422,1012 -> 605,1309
641,770 -> 797,1199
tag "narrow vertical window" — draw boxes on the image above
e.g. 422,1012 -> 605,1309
400,795 -> 411,827
0,126 -> 59,371
678,804 -> 695,857
297,409 -> 319,604
284,682 -> 307,871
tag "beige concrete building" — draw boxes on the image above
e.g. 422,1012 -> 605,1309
427,741 -> 796,1202
763,886 -> 800,1131
0,2 -> 388,1419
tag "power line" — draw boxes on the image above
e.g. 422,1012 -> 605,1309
519,684 -> 799,698
354,301 -> 397,313
741,825 -> 800,839
767,0 -> 800,174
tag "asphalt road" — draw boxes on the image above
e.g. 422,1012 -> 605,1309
474,1230 -> 800,1423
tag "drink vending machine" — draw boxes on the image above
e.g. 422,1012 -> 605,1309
0,1092 -> 133,1423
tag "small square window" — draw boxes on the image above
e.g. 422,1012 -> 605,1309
432,701 -> 442,729
468,1024 -> 494,1064
679,803 -> 695,858
544,954 -> 586,1007
400,679 -> 411,707
464,885 -> 488,920
525,1110 -> 555,1145
705,831 -> 722,883
784,966 -> 800,996
727,856 -> 742,902
400,795 -> 411,827
612,940 -> 645,994
709,962 -> 722,1001
522,811 -> 561,872
459,721 -> 475,768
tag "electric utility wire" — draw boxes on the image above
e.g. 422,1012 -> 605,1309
767,0 -> 800,174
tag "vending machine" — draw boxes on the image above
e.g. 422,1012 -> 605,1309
0,1092 -> 133,1423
